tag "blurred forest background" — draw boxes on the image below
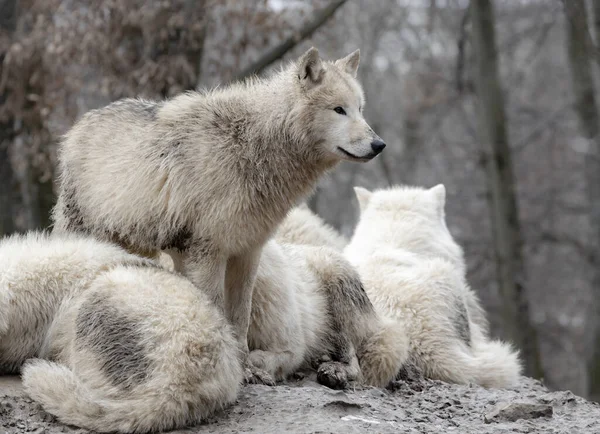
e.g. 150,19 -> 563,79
1,0 -> 599,399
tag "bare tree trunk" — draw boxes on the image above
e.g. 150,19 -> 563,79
455,8 -> 470,93
10,132 -> 54,231
592,0 -> 600,47
0,136 -> 17,236
427,0 -> 437,34
470,0 -> 543,378
0,0 -> 17,30
400,114 -> 420,184
0,0 -> 19,236
563,0 -> 600,400
184,0 -> 207,89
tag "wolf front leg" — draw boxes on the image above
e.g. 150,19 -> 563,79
182,241 -> 227,309
225,248 -> 275,385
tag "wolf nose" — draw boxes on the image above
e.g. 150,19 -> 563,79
370,139 -> 386,155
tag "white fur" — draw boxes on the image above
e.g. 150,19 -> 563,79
52,48 -> 385,381
0,231 -> 143,373
275,204 -> 348,250
345,185 -> 522,388
1,232 -> 242,433
248,240 -> 408,388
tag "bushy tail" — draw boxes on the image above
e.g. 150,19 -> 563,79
470,339 -> 522,388
358,318 -> 410,387
22,358 -> 239,433
437,337 -> 522,388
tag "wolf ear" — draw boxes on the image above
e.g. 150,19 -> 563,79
335,49 -> 360,78
354,186 -> 372,212
430,184 -> 446,216
297,47 -> 324,89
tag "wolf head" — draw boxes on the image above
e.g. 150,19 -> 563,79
349,184 -> 465,271
292,47 -> 386,163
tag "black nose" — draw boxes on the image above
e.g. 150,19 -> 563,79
370,139 -> 386,155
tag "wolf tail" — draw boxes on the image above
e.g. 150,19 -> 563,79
358,318 -> 410,387
22,357 -> 241,433
436,327 -> 522,388
469,338 -> 522,388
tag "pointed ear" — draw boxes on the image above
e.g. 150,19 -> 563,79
430,184 -> 446,216
297,47 -> 324,89
335,49 -> 360,78
354,186 -> 372,212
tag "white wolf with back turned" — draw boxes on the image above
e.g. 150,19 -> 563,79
345,185 -> 522,388
52,47 -> 385,381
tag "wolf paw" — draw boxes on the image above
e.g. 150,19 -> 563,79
396,361 -> 424,383
243,361 -> 275,386
317,361 -> 351,390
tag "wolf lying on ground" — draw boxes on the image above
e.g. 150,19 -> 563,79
2,231 -> 403,432
0,232 -> 242,433
156,235 -> 406,389
155,205 -> 404,388
52,47 -> 385,382
247,240 -> 407,388
344,185 -> 522,388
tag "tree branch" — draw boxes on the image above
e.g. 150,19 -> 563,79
537,230 -> 595,264
233,0 -> 347,81
513,103 -> 571,152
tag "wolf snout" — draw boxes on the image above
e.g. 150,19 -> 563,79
370,139 -> 386,155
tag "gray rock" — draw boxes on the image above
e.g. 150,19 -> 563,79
484,401 -> 553,423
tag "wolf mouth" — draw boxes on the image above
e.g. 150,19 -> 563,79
337,146 -> 375,162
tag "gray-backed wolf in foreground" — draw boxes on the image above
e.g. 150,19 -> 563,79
3,232 -> 401,433
52,47 -> 386,382
0,232 -> 242,433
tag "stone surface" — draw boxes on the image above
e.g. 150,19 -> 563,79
1,375 -> 599,433
484,401 -> 553,424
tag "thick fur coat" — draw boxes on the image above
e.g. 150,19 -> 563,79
248,240 -> 407,388
51,48 -> 385,380
156,232 -> 406,388
344,185 -> 522,388
275,204 -> 348,250
0,232 -> 242,433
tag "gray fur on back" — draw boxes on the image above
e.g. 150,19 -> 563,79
76,292 -> 150,390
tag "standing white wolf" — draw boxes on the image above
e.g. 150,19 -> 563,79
0,232 -> 242,433
344,185 -> 522,388
52,47 -> 385,380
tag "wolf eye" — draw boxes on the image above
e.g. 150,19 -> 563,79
334,106 -> 347,115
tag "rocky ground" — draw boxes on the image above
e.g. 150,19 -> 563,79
1,373 -> 599,433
